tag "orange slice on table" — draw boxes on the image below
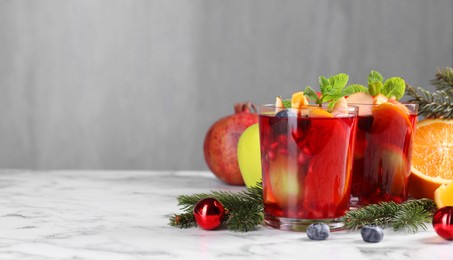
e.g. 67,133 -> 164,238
435,181 -> 453,208
408,119 -> 453,199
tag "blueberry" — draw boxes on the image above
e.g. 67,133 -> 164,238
306,223 -> 330,240
361,225 -> 384,243
275,109 -> 296,118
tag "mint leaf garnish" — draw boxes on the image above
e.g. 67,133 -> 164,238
364,71 -> 406,100
321,93 -> 343,109
303,86 -> 321,105
382,77 -> 406,99
342,84 -> 368,96
327,95 -> 344,109
368,81 -> 383,96
321,93 -> 336,104
282,99 -> 291,108
316,73 -> 363,107
368,70 -> 384,83
319,76 -> 330,94
329,73 -> 349,93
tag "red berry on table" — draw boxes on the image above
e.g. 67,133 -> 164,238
193,198 -> 225,230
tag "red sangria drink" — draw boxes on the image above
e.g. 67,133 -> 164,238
349,102 -> 418,205
259,105 -> 358,231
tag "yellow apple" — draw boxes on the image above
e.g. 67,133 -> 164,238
237,124 -> 262,188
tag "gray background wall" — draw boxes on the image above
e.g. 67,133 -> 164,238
0,0 -> 452,170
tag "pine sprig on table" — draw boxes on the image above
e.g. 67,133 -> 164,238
342,199 -> 437,232
225,201 -> 263,232
169,183 -> 264,232
405,66 -> 453,119
170,183 -> 437,233
169,212 -> 196,229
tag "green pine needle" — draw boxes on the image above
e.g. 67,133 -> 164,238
169,212 -> 196,229
392,204 -> 430,232
225,202 -> 264,232
170,182 -> 436,233
432,67 -> 453,93
169,183 -> 264,232
342,199 -> 436,232
406,66 -> 453,119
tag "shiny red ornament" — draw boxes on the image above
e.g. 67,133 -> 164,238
432,206 -> 453,240
193,198 -> 225,230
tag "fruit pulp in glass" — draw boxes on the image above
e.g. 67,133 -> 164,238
350,104 -> 417,205
259,110 -> 356,221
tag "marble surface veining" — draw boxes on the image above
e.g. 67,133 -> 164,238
0,170 -> 451,260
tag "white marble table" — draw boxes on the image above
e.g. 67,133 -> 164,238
0,170 -> 451,259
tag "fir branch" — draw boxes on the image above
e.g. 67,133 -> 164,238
392,204 -> 430,232
176,183 -> 263,213
405,66 -> 453,119
170,182 -> 436,233
431,67 -> 453,93
169,183 -> 264,232
177,193 -> 213,212
406,83 -> 453,119
342,199 -> 436,232
225,202 -> 264,232
169,213 -> 196,229
342,201 -> 399,230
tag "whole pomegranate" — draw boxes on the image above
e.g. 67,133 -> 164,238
203,102 -> 258,185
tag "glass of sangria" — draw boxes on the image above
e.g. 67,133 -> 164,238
259,104 -> 358,231
348,101 -> 418,206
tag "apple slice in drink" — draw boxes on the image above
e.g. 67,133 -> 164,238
385,146 -> 409,196
269,155 -> 301,210
365,143 -> 408,197
373,93 -> 389,105
345,92 -> 374,116
332,97 -> 348,116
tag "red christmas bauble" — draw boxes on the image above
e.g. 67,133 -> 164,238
432,206 -> 453,240
193,198 -> 225,230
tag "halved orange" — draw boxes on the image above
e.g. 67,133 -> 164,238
408,119 -> 453,199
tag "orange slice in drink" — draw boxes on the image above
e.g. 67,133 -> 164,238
372,102 -> 410,124
370,102 -> 412,137
291,91 -> 309,109
309,108 -> 333,118
408,119 -> 453,199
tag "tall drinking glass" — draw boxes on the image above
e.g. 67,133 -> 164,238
349,102 -> 418,206
258,105 -> 358,231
